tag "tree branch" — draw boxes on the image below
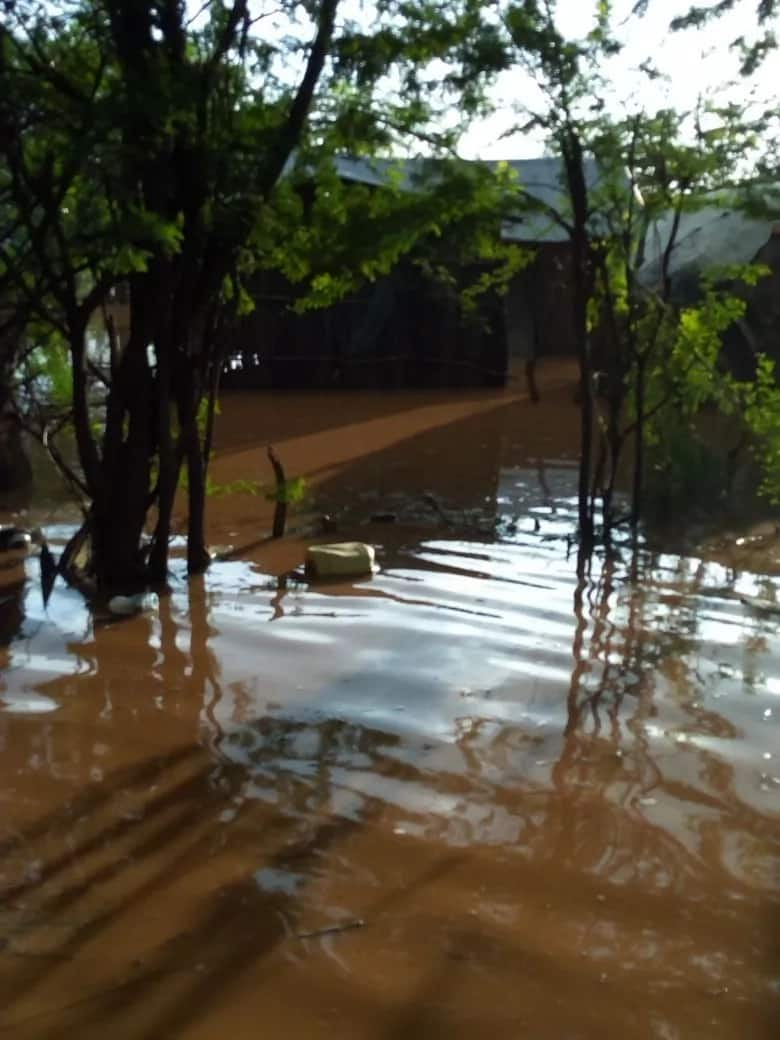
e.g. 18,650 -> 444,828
261,0 -> 340,194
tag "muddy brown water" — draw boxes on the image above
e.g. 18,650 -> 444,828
0,362 -> 778,1038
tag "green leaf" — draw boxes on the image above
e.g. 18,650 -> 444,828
264,476 -> 308,505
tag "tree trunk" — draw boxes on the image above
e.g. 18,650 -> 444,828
148,337 -> 178,583
68,322 -> 100,497
631,358 -> 647,529
0,364 -> 31,493
599,387 -> 625,535
524,359 -> 540,404
573,265 -> 594,544
176,374 -> 210,574
91,440 -> 152,593
66,323 -> 151,592
268,445 -> 288,538
185,422 -> 209,574
562,130 -> 594,546
201,345 -> 223,476
91,350 -> 155,594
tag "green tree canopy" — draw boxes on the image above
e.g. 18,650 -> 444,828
0,0 -> 515,592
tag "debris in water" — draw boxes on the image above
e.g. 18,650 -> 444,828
422,493 -> 451,526
736,522 -> 777,546
296,919 -> 365,941
739,594 -> 780,615
209,545 -> 235,561
39,540 -> 58,609
305,542 -> 376,579
107,593 -> 159,617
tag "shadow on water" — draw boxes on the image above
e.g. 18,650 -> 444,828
213,384 -> 512,453
0,587 -> 461,1036
0,589 -> 341,1032
203,361 -> 581,545
0,372 -> 778,1038
0,539 -> 776,1038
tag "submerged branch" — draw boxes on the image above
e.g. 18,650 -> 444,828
267,444 -> 287,539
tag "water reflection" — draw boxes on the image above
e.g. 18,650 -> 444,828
0,502 -> 778,1037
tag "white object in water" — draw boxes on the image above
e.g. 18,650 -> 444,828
107,592 -> 159,616
305,542 -> 376,579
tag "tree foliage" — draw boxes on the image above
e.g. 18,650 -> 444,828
632,0 -> 779,73
494,0 -> 780,538
0,0 -> 514,592
1,0 -> 778,587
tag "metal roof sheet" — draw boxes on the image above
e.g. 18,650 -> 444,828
331,154 -> 605,244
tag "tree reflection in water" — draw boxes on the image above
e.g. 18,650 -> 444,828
0,531 -> 777,1038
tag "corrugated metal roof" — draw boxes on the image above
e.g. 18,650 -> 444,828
332,154 -> 605,244
493,157 -> 605,244
639,204 -> 778,292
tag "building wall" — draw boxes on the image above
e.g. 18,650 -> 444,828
220,264 -> 508,390
503,245 -> 578,364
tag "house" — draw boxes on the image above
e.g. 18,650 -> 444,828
639,199 -> 780,380
220,156 -> 606,390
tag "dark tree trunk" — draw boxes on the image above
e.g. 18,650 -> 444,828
631,357 -> 646,529
5,0 -> 340,598
268,445 -> 288,538
602,412 -> 624,534
92,409 -> 153,593
68,321 -> 100,497
201,341 -> 223,477
176,364 -> 210,574
525,359 -> 540,404
185,421 -> 209,574
91,340 -> 155,594
0,362 -> 31,493
574,280 -> 594,543
148,339 -> 178,584
562,130 -> 594,546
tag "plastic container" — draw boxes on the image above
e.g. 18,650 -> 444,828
305,542 -> 376,579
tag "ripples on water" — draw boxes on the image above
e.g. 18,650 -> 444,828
0,470 -> 778,1039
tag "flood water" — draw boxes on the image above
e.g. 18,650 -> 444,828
0,363 -> 778,1038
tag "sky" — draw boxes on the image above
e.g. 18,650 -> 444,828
458,0 -> 777,159
213,1 -> 776,160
